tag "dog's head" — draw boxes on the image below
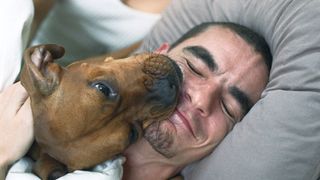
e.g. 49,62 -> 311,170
21,44 -> 182,168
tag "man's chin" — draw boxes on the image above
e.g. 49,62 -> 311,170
144,120 -> 176,158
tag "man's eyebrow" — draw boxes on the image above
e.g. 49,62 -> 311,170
229,86 -> 253,116
183,46 -> 217,71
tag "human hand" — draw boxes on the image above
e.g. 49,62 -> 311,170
0,82 -> 34,167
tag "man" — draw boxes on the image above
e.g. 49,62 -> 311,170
0,22 -> 271,179
123,22 -> 271,179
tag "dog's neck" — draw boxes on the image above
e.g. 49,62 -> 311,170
123,138 -> 183,180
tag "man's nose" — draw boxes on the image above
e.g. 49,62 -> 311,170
185,81 -> 222,117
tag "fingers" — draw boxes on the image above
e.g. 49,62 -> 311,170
11,82 -> 28,103
0,82 -> 29,119
17,98 -> 33,130
0,82 -> 34,166
16,98 -> 34,156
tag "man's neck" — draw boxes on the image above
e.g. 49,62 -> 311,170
123,139 -> 183,180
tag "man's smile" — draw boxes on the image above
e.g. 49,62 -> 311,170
169,108 -> 197,139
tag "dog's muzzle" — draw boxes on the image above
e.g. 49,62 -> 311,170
142,54 -> 182,110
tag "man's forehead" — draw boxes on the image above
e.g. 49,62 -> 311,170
179,26 -> 250,55
193,26 -> 237,41
237,61 -> 268,102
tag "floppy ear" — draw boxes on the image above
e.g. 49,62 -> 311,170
21,44 -> 65,99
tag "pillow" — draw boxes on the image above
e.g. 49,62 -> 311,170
137,0 -> 320,179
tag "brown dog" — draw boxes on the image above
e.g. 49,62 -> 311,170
20,44 -> 182,180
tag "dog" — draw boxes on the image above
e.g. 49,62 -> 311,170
20,44 -> 182,180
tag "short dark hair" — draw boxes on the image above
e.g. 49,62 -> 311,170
170,22 -> 272,71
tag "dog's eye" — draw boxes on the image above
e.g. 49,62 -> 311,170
129,125 -> 139,144
92,82 -> 117,99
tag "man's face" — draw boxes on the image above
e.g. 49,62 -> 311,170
144,26 -> 269,164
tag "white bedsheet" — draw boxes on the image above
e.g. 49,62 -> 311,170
0,0 -> 34,91
6,156 -> 124,180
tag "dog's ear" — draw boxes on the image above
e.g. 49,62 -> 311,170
21,44 -> 65,99
155,43 -> 170,54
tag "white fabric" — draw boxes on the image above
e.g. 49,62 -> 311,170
31,0 -> 161,66
0,0 -> 161,90
6,156 -> 125,180
0,0 -> 34,91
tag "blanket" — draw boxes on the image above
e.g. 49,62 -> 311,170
6,156 -> 124,180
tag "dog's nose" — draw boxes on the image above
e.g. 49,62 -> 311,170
143,54 -> 182,107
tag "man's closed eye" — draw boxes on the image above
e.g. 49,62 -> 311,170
184,58 -> 203,77
221,100 -> 236,125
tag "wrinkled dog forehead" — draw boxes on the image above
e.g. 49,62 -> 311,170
66,53 -> 150,75
65,53 -> 180,85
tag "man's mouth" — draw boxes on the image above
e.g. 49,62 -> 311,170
174,109 -> 196,138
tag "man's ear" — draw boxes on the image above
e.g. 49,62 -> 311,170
155,43 -> 170,54
20,44 -> 65,99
